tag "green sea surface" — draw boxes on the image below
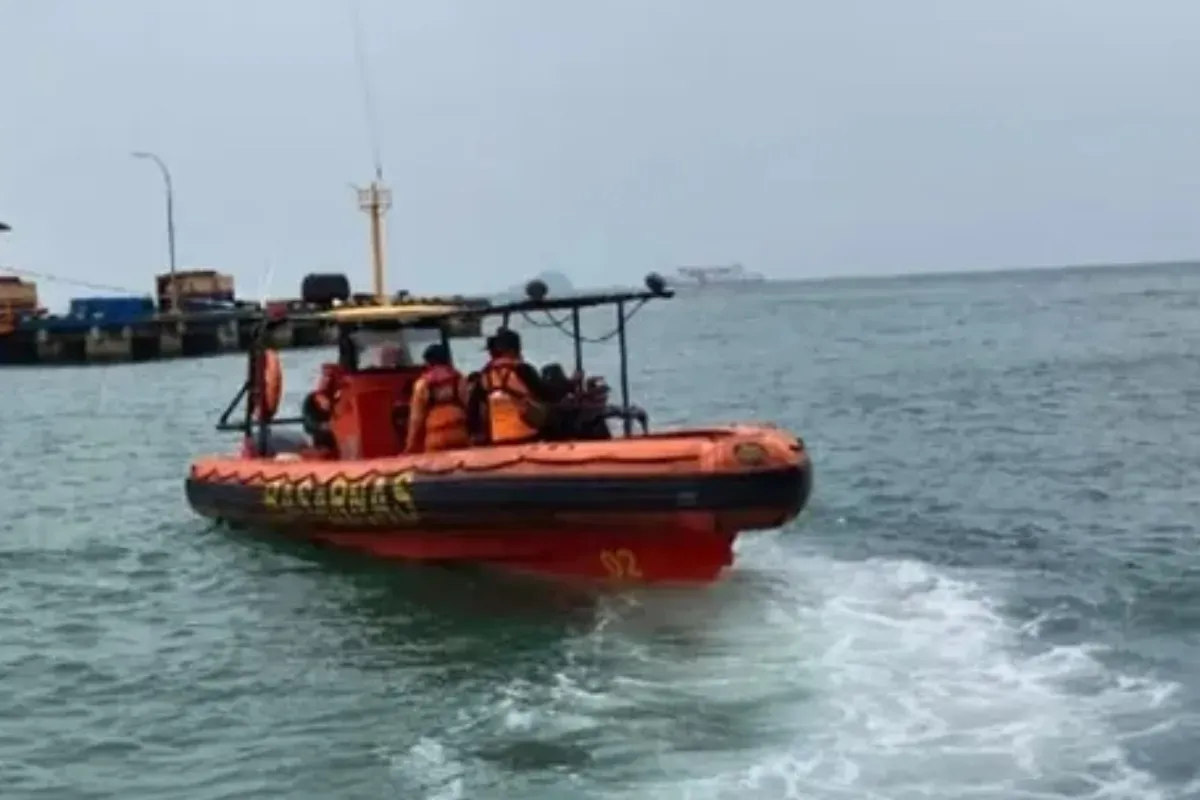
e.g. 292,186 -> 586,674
3,263 -> 1198,798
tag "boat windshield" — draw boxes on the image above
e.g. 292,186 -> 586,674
352,327 -> 444,369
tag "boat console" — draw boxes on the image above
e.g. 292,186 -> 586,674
328,368 -> 421,459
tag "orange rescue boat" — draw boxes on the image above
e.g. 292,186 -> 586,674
185,275 -> 813,584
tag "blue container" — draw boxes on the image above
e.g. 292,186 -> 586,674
20,315 -> 92,333
15,296 -> 157,334
67,296 -> 156,326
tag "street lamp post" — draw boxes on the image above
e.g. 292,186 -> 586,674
0,222 -> 13,330
131,151 -> 179,313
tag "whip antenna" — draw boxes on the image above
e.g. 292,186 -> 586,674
347,0 -> 392,302
348,0 -> 385,179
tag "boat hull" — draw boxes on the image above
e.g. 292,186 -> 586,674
186,425 -> 813,583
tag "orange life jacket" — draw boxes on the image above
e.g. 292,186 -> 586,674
480,356 -> 540,444
408,364 -> 470,453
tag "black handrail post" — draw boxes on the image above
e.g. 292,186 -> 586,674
216,383 -> 248,430
337,326 -> 356,370
571,307 -> 583,375
242,335 -> 256,443
616,300 -> 631,437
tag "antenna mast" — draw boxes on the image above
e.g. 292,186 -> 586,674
357,179 -> 391,305
349,0 -> 390,304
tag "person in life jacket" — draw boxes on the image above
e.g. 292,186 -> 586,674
301,363 -> 345,452
405,343 -> 471,453
470,327 -> 559,445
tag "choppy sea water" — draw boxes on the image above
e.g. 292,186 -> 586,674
3,263 -> 1199,799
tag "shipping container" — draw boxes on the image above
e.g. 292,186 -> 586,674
178,297 -> 237,313
0,275 -> 38,310
68,296 -> 156,325
156,269 -> 236,311
0,304 -> 32,334
21,315 -> 93,334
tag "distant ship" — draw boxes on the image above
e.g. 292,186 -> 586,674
672,263 -> 766,289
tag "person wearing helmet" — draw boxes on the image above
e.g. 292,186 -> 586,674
405,342 -> 471,453
470,327 -> 557,445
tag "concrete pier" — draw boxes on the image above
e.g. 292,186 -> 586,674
85,326 -> 134,362
0,312 -> 337,367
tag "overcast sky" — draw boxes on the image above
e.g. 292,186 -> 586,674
2,0 -> 1200,308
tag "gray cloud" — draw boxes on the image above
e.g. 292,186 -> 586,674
3,0 -> 1199,309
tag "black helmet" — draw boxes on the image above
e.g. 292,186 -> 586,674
493,327 -> 521,353
422,342 -> 450,365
